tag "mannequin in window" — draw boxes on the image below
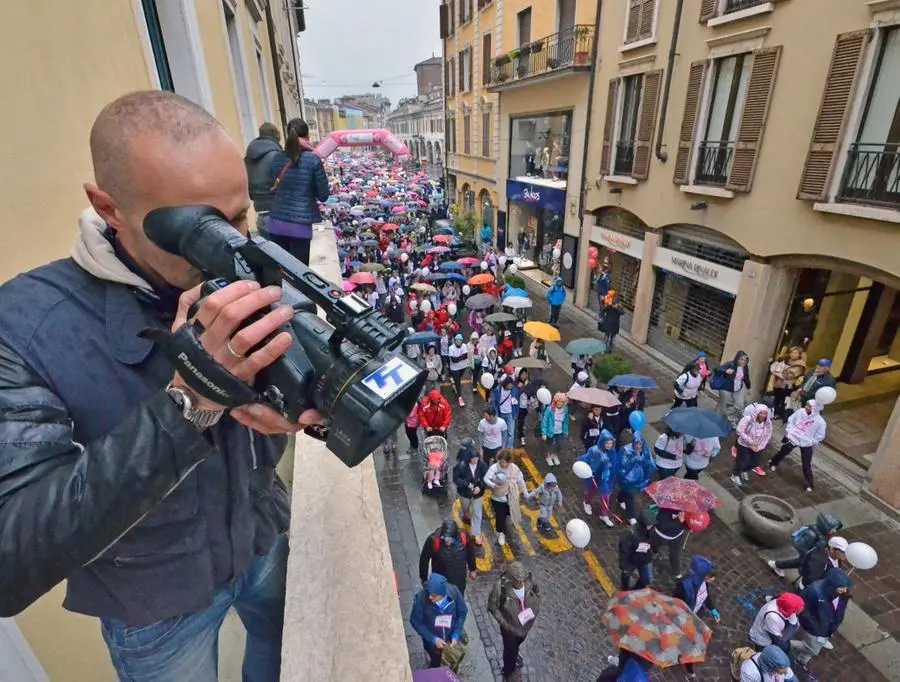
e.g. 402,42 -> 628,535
524,140 -> 536,176
540,146 -> 551,178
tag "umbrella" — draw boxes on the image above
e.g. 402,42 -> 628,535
392,206 -> 406,214
457,257 -> 480,266
341,280 -> 357,292
349,272 -> 376,285
359,232 -> 377,240
601,588 -> 711,668
502,296 -> 532,309
433,234 -> 453,244
662,408 -> 732,439
468,273 -> 494,286
506,357 -> 551,370
382,223 -> 400,231
502,287 -> 529,299
447,273 -> 468,282
360,263 -> 386,272
426,272 -> 450,282
485,312 -> 517,324
434,227 -> 456,236
644,477 -> 722,514
403,331 -> 440,346
565,338 -> 608,356
361,239 -> 379,247
523,321 -> 561,342
439,262 -> 463,271
567,386 -> 621,407
608,374 -> 659,390
346,260 -> 363,268
411,282 -> 438,293
429,246 -> 451,254
464,294 -> 497,310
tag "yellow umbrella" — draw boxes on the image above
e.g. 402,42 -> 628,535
523,321 -> 561,342
411,283 -> 438,293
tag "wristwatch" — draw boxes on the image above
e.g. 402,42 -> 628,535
165,383 -> 225,429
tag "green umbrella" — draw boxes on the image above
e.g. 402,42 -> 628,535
565,338 -> 607,356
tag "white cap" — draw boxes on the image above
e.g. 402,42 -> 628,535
577,371 -> 589,383
828,536 -> 849,552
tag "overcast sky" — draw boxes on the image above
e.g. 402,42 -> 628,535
297,0 -> 443,104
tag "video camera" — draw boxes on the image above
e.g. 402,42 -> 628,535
142,205 -> 426,467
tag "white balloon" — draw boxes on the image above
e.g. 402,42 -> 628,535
462,285 -> 472,295
419,227 -> 427,233
572,461 -> 593,480
552,248 -> 561,259
421,300 -> 432,313
410,300 -> 419,311
509,263 -> 518,274
536,387 -> 552,405
400,252 -> 409,262
499,256 -> 507,266
480,261 -> 489,271
815,386 -> 837,406
481,372 -> 495,389
846,542 -> 878,570
448,303 -> 458,316
566,519 -> 591,549
422,267 -> 430,276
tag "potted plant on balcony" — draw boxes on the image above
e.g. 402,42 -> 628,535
573,26 -> 591,65
493,55 -> 511,83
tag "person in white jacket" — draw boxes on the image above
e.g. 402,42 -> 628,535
767,399 -> 826,492
673,365 -> 703,408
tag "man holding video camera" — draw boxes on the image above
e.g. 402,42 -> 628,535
0,91 -> 321,681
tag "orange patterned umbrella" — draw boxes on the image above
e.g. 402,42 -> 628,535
601,588 -> 711,668
468,273 -> 494,286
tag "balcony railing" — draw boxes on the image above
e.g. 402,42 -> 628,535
838,142 -> 900,208
695,140 -> 734,186
489,24 -> 594,87
724,0 -> 767,13
613,140 -> 636,176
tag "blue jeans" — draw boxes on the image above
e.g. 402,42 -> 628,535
100,534 -> 288,682
500,411 -> 516,448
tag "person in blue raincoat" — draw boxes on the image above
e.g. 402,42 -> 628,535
576,430 -> 618,528
409,573 -> 468,668
546,276 -> 566,326
616,432 -> 656,525
480,224 -> 494,254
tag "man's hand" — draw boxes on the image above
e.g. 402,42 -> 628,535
472,486 -> 480,495
726,368 -> 734,375
434,638 -> 447,649
469,571 -> 477,580
171,281 -> 321,434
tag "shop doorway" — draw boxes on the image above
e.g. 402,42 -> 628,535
587,244 -> 639,333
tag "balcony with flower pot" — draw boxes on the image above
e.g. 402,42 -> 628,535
487,24 -> 595,92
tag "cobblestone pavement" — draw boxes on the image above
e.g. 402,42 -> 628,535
375,277 -> 892,681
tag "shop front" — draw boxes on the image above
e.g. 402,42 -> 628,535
506,179 -> 567,274
646,234 -> 747,368
587,225 -> 646,333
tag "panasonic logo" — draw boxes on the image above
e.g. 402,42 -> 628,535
177,352 -> 230,397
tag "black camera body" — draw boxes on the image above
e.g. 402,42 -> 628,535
143,206 -> 426,467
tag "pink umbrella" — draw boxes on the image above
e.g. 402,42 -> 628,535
457,257 -> 479,266
392,206 -> 406,214
429,246 -> 451,254
342,280 -> 357,292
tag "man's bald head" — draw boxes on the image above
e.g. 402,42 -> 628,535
90,91 -> 224,207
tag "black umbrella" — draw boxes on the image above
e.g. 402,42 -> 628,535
464,294 -> 497,310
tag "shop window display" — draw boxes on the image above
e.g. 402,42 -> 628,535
509,112 -> 572,185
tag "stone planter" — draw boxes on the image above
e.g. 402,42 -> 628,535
738,494 -> 799,549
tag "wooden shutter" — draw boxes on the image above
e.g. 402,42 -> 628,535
699,0 -> 717,22
625,0 -> 642,43
468,48 -> 473,92
600,78 -> 619,175
440,3 -> 449,40
458,53 -> 464,93
483,33 -> 492,86
639,0 -> 656,40
797,30 -> 872,200
673,61 -> 707,185
632,69 -> 663,180
726,46 -> 782,192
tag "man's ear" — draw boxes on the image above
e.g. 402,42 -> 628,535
84,183 -> 125,230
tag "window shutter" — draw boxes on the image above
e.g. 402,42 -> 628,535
639,0 -> 656,40
600,79 -> 619,176
797,30 -> 872,201
458,54 -> 464,93
440,4 -> 449,40
726,46 -> 782,193
468,48 -> 473,92
673,61 -> 707,185
625,0 -> 642,44
699,0 -> 717,22
632,69 -> 663,180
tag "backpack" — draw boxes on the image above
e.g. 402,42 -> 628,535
709,371 -> 728,391
433,531 -> 468,552
730,647 -> 759,680
791,525 -> 821,554
617,658 -> 649,682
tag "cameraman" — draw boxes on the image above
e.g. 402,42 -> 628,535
0,92 -> 320,681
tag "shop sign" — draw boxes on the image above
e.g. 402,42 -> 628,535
590,226 -> 644,260
506,179 -> 567,214
653,246 -> 741,295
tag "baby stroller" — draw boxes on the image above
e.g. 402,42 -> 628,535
422,435 -> 450,495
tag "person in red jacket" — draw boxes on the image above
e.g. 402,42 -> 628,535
497,331 -> 515,362
420,390 -> 453,437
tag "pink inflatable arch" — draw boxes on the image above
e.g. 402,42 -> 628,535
314,129 -> 410,161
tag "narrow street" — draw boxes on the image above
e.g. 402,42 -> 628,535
376,276 -> 897,681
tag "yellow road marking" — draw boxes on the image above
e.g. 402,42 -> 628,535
482,493 -> 516,561
452,497 -> 494,572
518,455 -> 574,554
583,550 -> 616,596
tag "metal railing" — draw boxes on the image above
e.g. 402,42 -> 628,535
724,0 -> 767,13
838,142 -> 900,208
695,140 -> 734,186
489,24 -> 594,86
613,140 -> 636,176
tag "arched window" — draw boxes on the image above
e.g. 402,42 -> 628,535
479,189 -> 494,227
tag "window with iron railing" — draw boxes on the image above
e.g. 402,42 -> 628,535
838,27 -> 900,208
724,0 -> 767,14
613,74 -> 642,175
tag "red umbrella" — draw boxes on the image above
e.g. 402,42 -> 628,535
644,478 -> 721,514
433,235 -> 453,244
349,272 -> 376,285
457,257 -> 479,266
382,223 -> 400,231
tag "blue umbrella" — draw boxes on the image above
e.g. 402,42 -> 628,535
379,200 -> 393,208
662,408 -> 732,438
440,262 -> 463,271
403,331 -> 440,346
434,226 -> 456,236
502,287 -> 529,299
447,272 -> 467,282
347,260 -> 363,268
608,374 -> 659,390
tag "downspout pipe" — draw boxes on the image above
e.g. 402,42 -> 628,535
655,0 -> 685,162
577,0 -> 603,222
264,1 -> 288,131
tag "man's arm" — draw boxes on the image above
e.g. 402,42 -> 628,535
0,341 -> 215,616
418,535 -> 434,583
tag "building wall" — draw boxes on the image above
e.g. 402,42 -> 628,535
415,60 -> 444,95
501,0 -> 596,45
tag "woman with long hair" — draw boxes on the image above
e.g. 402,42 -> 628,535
267,118 -> 329,264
